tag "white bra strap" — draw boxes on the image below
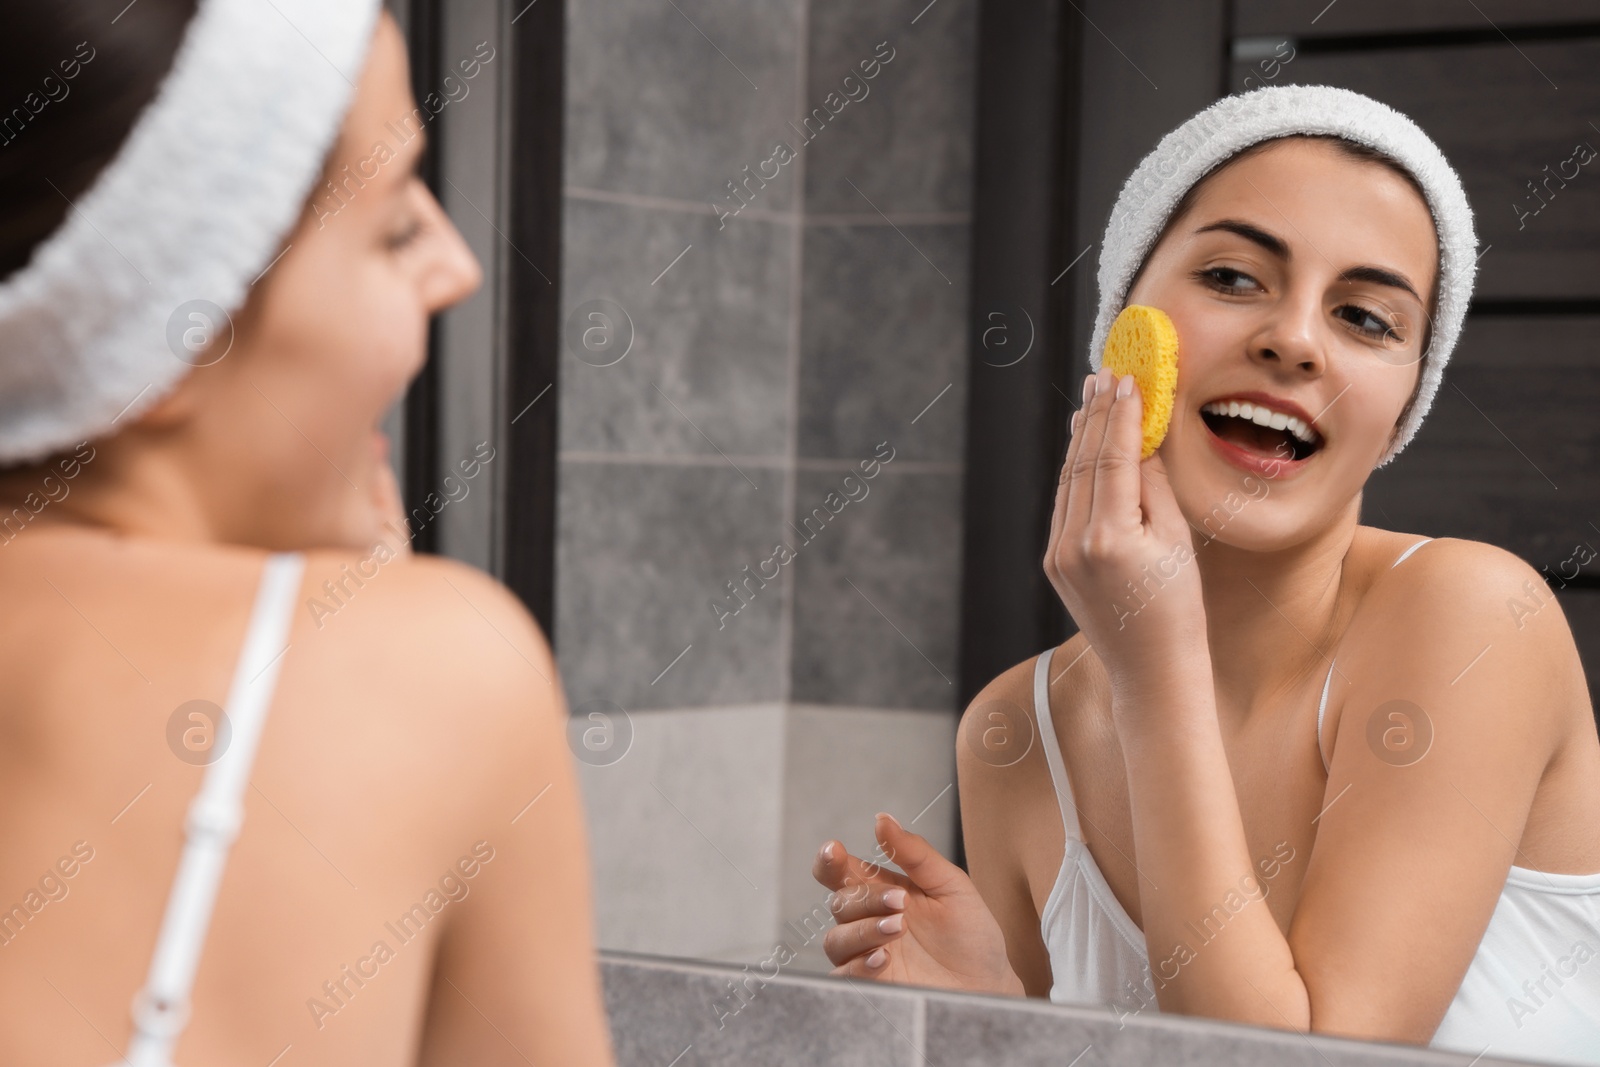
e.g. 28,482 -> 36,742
1316,657 -> 1336,775
1315,539 -> 1433,775
118,552 -> 305,1067
1032,648 -> 1083,842
1391,537 -> 1433,568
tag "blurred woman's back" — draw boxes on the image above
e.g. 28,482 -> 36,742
0,533 -> 610,1065
0,2 -> 613,1063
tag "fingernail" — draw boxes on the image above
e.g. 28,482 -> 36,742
884,888 -> 907,910
1097,367 -> 1113,391
1116,373 -> 1133,398
866,949 -> 887,969
820,841 -> 836,861
828,892 -> 841,913
1082,373 -> 1096,403
1071,409 -> 1081,435
878,914 -> 904,934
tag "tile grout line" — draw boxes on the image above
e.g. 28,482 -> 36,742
779,0 -> 810,713
563,184 -> 969,227
558,450 -> 961,473
766,0 -> 810,947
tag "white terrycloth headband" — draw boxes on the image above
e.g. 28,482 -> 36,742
0,0 -> 382,466
1087,84 -> 1478,469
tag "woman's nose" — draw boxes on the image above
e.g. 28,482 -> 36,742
1251,295 -> 1324,372
421,196 -> 484,312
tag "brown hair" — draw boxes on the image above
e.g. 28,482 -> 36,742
0,0 -> 201,281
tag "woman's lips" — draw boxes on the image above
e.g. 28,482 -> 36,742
1201,416 -> 1317,479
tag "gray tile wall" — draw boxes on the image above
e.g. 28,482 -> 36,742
600,952 -> 1541,1067
558,0 -> 974,714
559,0 -> 977,958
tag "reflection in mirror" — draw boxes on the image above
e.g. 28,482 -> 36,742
556,2 -> 1600,1066
558,0 -> 969,977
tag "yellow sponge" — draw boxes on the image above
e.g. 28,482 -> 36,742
1101,305 -> 1180,459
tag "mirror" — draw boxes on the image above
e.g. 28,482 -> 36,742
556,0 -> 971,975
545,1 -> 1600,1065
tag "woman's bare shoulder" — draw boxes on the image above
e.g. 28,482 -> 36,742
1345,532 -> 1587,729
299,548 -> 547,650
294,546 -> 563,731
957,633 -> 1105,789
0,530 -> 555,703
277,549 -> 565,844
1355,533 -> 1562,637
0,531 -> 568,878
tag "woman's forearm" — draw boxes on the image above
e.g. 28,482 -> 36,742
1112,667 -> 1311,1030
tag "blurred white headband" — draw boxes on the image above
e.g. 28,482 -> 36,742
1087,84 -> 1478,469
0,0 -> 382,466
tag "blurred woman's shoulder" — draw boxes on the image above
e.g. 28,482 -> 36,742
287,545 -> 566,796
0,527 -> 562,788
0,529 -> 580,1061
297,543 -> 558,704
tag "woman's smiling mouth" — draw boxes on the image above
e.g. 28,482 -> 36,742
1197,395 -> 1325,477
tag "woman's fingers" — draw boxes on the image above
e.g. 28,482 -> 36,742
872,812 -> 971,898
1065,367 -> 1118,537
812,839 -> 909,897
1089,372 -> 1145,531
831,947 -> 892,979
822,913 -> 906,966
1045,371 -> 1098,583
829,883 -> 907,925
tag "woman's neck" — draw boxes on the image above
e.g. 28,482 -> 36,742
1192,514 -> 1363,720
0,438 -> 224,547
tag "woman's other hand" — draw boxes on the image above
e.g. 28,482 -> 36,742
1044,368 -> 1207,706
812,812 -> 1024,997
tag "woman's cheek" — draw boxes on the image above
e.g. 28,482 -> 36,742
372,271 -> 432,383
338,275 -> 422,400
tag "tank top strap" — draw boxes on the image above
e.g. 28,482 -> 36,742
1032,647 -> 1084,843
1316,538 -> 1435,774
1316,657 -> 1337,774
1391,537 -> 1434,568
113,551 -> 305,1067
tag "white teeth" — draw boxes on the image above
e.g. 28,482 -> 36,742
1201,400 -> 1320,446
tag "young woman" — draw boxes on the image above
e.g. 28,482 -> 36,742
0,2 -> 613,1064
814,86 -> 1600,1065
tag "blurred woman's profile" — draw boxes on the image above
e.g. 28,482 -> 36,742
0,2 -> 614,1064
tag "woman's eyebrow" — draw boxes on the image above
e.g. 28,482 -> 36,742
1338,264 -> 1421,304
1194,217 -> 1421,302
1194,218 -> 1287,259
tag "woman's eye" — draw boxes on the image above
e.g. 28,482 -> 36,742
1191,266 -> 1261,293
1189,264 -> 1403,343
1335,303 -> 1398,340
386,218 -> 425,251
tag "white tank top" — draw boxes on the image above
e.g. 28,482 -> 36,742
1032,539 -> 1600,1066
107,552 -> 305,1067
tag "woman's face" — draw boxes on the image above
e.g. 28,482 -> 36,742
150,11 -> 480,549
1124,137 -> 1438,552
